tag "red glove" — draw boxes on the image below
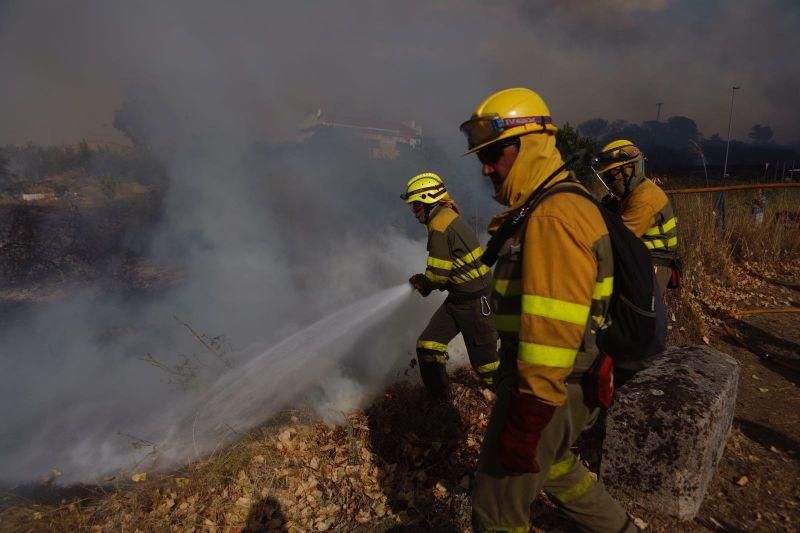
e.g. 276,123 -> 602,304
498,391 -> 556,473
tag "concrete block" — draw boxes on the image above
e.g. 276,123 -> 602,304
600,345 -> 740,520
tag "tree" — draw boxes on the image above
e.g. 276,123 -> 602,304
556,122 -> 599,185
578,118 -> 609,139
748,124 -> 774,144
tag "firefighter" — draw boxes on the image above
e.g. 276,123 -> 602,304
460,88 -> 638,532
593,140 -> 679,293
403,172 -> 499,399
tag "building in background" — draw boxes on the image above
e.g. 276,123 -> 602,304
297,108 -> 422,159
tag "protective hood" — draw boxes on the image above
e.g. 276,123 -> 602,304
437,196 -> 461,215
488,133 -> 568,232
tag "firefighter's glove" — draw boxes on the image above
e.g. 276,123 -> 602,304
409,274 -> 431,296
498,391 -> 556,474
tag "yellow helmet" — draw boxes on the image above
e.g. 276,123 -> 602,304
401,172 -> 449,204
460,87 -> 557,154
593,139 -> 643,176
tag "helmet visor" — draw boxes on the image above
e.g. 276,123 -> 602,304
460,115 -> 553,151
460,116 -> 505,151
591,145 -> 639,173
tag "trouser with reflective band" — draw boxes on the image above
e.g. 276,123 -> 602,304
472,380 -> 636,532
416,292 -> 499,397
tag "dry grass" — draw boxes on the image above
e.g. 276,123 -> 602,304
666,188 -> 800,344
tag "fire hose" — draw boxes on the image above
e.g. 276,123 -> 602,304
730,308 -> 800,318
665,182 -> 800,195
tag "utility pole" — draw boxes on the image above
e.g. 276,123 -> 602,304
656,102 -> 664,122
721,86 -> 740,179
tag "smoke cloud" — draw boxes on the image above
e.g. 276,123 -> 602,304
0,0 -> 797,484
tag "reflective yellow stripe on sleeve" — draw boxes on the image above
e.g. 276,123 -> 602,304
426,256 -> 452,270
425,271 -> 449,283
476,360 -> 500,374
592,277 -> 614,300
453,246 -> 483,268
518,342 -> 578,368
417,340 -> 448,352
452,263 -> 490,283
521,294 -> 590,326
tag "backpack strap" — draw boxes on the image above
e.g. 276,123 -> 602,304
528,181 -> 599,214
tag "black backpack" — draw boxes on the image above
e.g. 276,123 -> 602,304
483,180 -> 666,367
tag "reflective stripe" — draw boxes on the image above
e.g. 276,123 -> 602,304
494,314 -> 521,332
555,472 -> 594,503
419,353 -> 447,364
518,342 -> 578,368
417,340 -> 447,352
494,278 -> 522,296
644,216 -> 677,236
425,270 -> 449,283
644,236 -> 678,250
521,294 -> 590,326
547,454 -> 576,481
453,246 -> 484,268
592,314 -> 605,327
476,360 -> 500,374
452,263 -> 490,283
426,256 -> 452,270
592,277 -> 614,300
482,377 -> 493,385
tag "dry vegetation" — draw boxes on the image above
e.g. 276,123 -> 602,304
1,188 -> 798,532
666,188 -> 800,344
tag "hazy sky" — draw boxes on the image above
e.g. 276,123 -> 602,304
0,0 -> 798,148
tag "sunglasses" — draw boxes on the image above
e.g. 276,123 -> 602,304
476,138 -> 520,166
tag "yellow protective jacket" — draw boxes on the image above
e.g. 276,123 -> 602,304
620,178 -> 678,260
491,134 -> 613,407
420,205 -> 492,295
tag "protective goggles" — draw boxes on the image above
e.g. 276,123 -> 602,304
477,138 -> 520,166
459,115 -> 552,150
591,145 -> 640,172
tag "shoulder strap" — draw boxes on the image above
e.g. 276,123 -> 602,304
528,181 -> 597,213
